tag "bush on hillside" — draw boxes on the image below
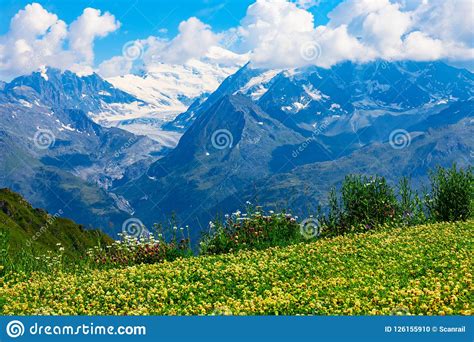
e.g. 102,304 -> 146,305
199,206 -> 306,255
87,225 -> 192,267
319,175 -> 399,235
318,165 -> 473,236
426,165 -> 473,222
397,176 -> 427,226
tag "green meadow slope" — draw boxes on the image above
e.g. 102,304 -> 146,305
1,220 -> 472,315
0,188 -> 112,259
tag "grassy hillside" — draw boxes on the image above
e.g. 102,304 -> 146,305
0,188 -> 112,259
1,220 -> 471,315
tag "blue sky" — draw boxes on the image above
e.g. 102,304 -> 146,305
0,0 -> 472,80
0,0 -> 342,64
0,0 -> 247,63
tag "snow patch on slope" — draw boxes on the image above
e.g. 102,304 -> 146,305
303,84 -> 329,101
97,47 -> 247,143
106,47 -> 245,121
236,69 -> 282,100
39,65 -> 49,81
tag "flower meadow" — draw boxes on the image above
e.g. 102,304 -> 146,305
0,220 -> 472,315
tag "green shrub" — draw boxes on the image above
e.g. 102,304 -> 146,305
320,175 -> 399,235
319,166 -> 473,236
426,165 -> 473,221
199,206 -> 306,255
343,175 -> 398,227
397,177 -> 426,226
87,225 -> 192,267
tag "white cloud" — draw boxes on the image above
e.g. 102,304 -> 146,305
314,25 -> 373,67
235,0 -> 474,69
97,56 -> 133,78
1,0 -> 473,80
231,0 -> 373,68
148,17 -> 220,64
324,0 -> 474,63
47,0 -> 474,76
0,3 -> 120,80
9,2 -> 59,39
414,0 -> 473,47
402,31 -> 443,61
236,0 -> 316,68
360,2 -> 412,58
69,8 -> 120,64
98,17 -> 246,77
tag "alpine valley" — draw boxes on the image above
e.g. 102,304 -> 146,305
0,60 -> 472,238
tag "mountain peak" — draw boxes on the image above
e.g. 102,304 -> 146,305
2,67 -> 139,111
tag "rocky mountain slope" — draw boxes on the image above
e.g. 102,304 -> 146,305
0,68 -> 165,234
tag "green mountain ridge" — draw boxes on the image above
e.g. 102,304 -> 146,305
0,188 -> 112,259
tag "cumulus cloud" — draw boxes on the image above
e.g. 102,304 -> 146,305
143,17 -> 220,65
8,2 -> 60,39
1,0 -> 473,80
97,56 -> 133,78
69,8 -> 120,64
402,31 -> 443,61
235,0 -> 474,69
58,0 -> 474,76
325,0 -> 474,63
98,17 -> 238,77
0,3 -> 120,80
415,0 -> 473,47
236,0 -> 316,68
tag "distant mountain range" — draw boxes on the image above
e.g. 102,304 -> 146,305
0,68 -> 164,235
114,61 -> 474,240
0,60 -> 472,238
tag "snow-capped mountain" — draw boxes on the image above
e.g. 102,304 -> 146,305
2,67 -> 140,113
102,46 -> 247,144
107,47 -> 245,116
0,69 -> 165,234
168,61 -> 474,133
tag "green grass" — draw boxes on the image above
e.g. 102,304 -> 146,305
1,220 -> 472,315
0,188 -> 112,265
